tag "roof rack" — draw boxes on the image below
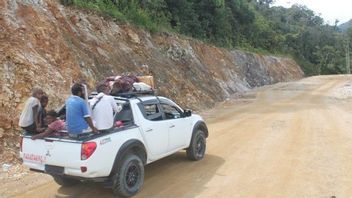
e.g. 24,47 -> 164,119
113,90 -> 156,98
90,90 -> 156,99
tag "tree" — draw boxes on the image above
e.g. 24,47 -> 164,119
66,0 -> 348,75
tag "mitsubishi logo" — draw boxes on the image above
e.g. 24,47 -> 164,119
46,150 -> 51,157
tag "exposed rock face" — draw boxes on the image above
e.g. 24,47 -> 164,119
0,0 -> 303,146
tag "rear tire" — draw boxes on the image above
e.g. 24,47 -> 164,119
186,129 -> 206,161
52,175 -> 79,186
112,153 -> 144,197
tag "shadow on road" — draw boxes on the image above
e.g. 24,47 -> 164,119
56,152 -> 224,197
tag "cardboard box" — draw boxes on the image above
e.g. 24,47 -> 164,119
138,76 -> 155,89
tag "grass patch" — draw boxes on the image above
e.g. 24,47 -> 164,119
65,0 -> 167,33
72,0 -> 124,20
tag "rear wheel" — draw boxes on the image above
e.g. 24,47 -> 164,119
186,129 -> 206,161
52,175 -> 79,186
112,153 -> 144,197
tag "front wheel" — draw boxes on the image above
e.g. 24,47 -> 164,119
186,129 -> 206,161
111,153 -> 144,197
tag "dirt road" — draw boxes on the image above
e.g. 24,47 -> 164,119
11,75 -> 352,198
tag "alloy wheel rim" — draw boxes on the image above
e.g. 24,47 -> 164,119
126,163 -> 139,188
196,134 -> 205,157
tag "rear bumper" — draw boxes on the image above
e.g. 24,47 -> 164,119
22,160 -> 109,179
29,168 -> 110,183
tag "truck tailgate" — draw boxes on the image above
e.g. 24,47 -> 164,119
21,137 -> 81,172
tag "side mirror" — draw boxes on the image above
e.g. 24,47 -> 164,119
183,109 -> 192,117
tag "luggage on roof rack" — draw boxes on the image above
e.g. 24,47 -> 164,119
103,75 -> 155,96
137,76 -> 154,89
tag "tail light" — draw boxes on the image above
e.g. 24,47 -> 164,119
81,142 -> 97,160
20,136 -> 23,152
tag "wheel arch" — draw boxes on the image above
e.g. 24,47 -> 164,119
187,121 -> 208,148
109,139 -> 147,177
193,121 -> 209,138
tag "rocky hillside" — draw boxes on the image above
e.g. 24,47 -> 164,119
0,0 -> 303,155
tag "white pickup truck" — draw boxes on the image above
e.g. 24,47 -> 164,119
20,93 -> 209,197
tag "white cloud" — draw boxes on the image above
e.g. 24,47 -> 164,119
273,0 -> 351,24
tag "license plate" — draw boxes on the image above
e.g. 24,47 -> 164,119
45,165 -> 64,175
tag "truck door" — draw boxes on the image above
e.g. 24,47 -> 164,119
138,101 -> 169,159
159,100 -> 191,151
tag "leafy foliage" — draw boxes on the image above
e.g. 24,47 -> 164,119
63,0 -> 352,75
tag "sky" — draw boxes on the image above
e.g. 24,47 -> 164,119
273,0 -> 351,25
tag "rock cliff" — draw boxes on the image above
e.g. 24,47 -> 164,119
0,0 -> 303,156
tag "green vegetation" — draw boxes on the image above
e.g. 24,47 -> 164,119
62,0 -> 352,76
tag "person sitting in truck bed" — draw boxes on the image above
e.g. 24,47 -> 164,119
31,110 -> 66,140
89,83 -> 121,132
19,87 -> 45,134
66,83 -> 98,137
38,95 -> 48,128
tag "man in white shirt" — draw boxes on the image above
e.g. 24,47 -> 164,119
89,84 -> 121,131
19,87 -> 44,133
